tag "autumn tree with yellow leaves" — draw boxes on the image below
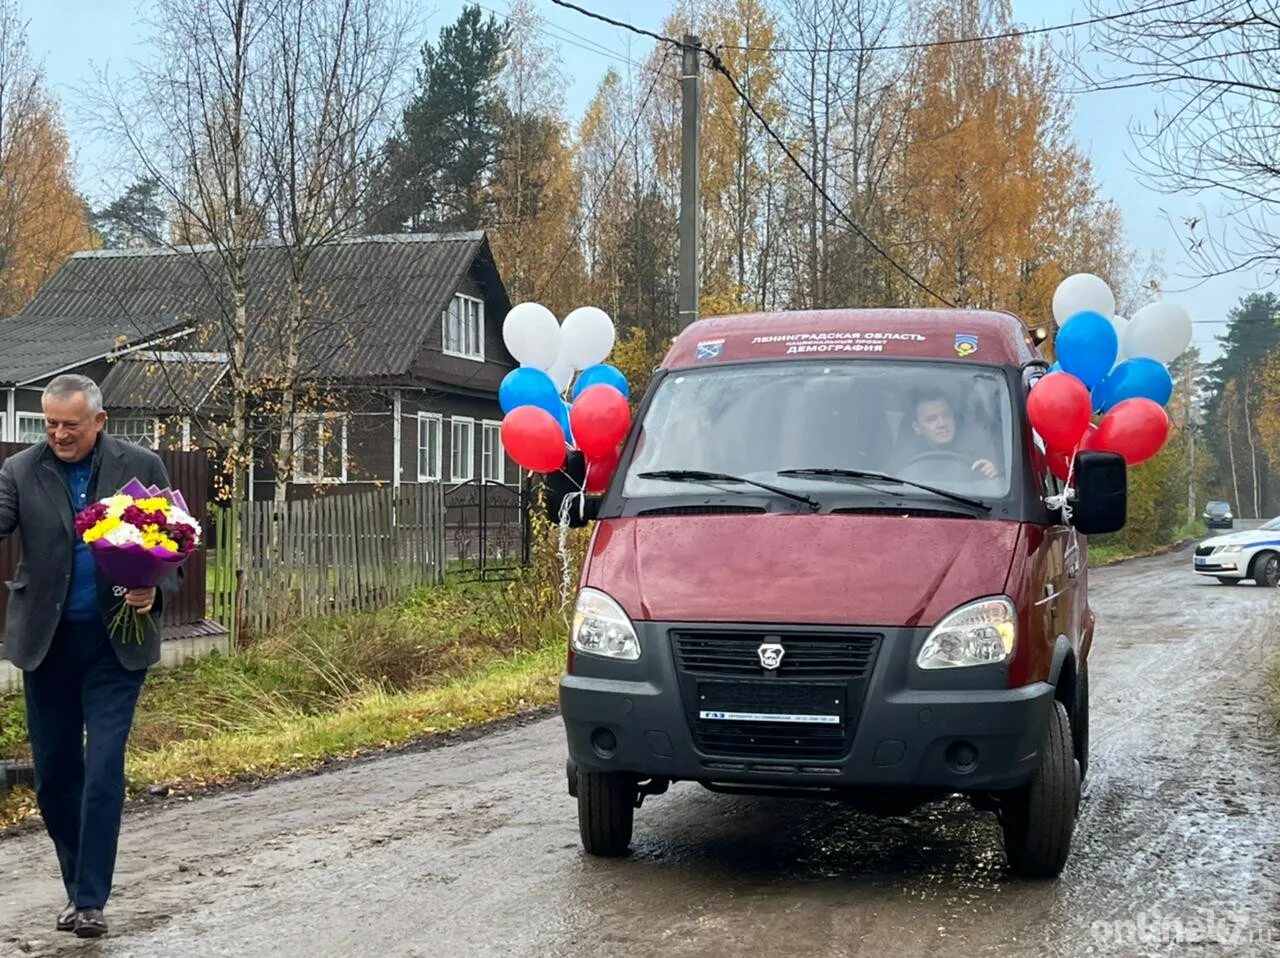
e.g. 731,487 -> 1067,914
893,0 -> 1128,317
0,1 -> 94,316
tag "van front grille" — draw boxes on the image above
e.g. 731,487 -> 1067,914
673,631 -> 879,678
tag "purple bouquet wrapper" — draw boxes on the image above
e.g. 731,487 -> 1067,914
89,539 -> 188,589
118,477 -> 190,515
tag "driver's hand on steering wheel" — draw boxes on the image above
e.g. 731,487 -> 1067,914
971,458 -> 997,479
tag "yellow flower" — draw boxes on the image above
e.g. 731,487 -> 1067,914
141,529 -> 178,552
135,497 -> 170,514
83,516 -> 122,543
105,495 -> 132,520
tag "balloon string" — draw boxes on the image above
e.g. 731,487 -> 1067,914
1046,439 -> 1079,525
556,474 -> 586,621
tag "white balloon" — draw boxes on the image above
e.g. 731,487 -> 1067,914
1053,273 -> 1116,325
548,354 -> 574,395
1111,314 -> 1129,363
560,306 -> 616,369
502,302 -> 561,370
1124,301 -> 1192,364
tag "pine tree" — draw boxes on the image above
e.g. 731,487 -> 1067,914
365,5 -> 509,232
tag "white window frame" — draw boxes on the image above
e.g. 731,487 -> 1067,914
442,293 -> 485,362
450,416 -> 475,483
292,412 -> 348,484
417,412 -> 443,482
106,416 -> 159,449
16,413 -> 45,444
481,419 -> 505,484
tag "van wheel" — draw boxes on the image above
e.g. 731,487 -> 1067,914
1251,551 -> 1279,588
577,770 -> 637,857
999,700 -> 1078,878
1073,665 -> 1089,783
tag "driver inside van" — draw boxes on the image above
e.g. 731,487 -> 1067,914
899,388 -> 999,479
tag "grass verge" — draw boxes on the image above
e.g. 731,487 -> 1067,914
0,571 -> 574,830
1089,520 -> 1207,567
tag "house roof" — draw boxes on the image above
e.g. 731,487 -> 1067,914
0,232 -> 508,388
99,354 -> 229,412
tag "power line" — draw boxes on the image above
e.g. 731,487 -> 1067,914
701,47 -> 954,307
546,0 -> 683,49
534,49 -> 670,300
721,0 -> 1199,55
478,2 -> 666,80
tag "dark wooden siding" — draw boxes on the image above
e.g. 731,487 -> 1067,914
409,265 -> 517,395
0,441 -> 209,630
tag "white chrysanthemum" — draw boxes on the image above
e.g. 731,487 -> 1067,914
102,522 -> 145,547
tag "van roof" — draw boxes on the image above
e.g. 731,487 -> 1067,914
663,308 -> 1042,370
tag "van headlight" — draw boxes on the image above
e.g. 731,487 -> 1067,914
917,597 -> 1016,669
1219,545 -> 1243,554
571,588 -> 641,661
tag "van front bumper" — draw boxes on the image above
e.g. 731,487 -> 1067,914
559,623 -> 1056,793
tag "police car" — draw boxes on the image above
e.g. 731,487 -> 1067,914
1192,516 -> 1280,586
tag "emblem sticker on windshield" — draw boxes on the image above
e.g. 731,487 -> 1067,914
695,339 -> 725,361
955,333 -> 979,357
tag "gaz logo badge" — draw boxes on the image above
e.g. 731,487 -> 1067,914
757,642 -> 785,671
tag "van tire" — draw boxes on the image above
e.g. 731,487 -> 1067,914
577,770 -> 636,857
1073,665 -> 1089,783
999,700 -> 1078,878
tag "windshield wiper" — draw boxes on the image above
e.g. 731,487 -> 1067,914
776,467 -> 991,512
637,469 -> 820,512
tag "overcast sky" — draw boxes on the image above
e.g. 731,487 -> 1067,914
24,0 -> 1271,364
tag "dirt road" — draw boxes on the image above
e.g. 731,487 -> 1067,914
3,543 -> 1278,957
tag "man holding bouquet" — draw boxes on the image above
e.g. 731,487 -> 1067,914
0,374 -> 181,938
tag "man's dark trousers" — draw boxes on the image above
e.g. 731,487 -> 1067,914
23,617 -> 146,910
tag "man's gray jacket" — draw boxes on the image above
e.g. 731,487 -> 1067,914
0,435 -> 181,671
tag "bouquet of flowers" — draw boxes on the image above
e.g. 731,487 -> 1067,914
74,478 -> 203,643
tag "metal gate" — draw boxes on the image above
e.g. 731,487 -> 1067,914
443,479 -> 530,581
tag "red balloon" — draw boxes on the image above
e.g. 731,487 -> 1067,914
1028,371 -> 1092,452
585,447 -> 621,494
1093,398 -> 1169,465
1046,424 -> 1097,482
501,406 -> 566,473
569,385 -> 631,458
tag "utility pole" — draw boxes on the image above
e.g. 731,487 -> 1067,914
678,34 -> 700,331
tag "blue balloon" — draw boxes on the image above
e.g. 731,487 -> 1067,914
571,363 -> 629,400
557,400 -> 574,445
1048,361 -> 1062,374
1092,357 -> 1173,412
1055,310 -> 1118,391
499,366 -> 561,418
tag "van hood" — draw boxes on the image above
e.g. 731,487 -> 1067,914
584,514 -> 1023,628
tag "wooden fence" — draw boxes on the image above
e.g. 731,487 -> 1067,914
212,483 -> 447,637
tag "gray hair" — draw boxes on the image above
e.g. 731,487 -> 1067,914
43,374 -> 104,416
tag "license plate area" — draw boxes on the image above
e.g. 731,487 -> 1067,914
697,681 -> 845,727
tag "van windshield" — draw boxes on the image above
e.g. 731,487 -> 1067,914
622,360 -> 1016,503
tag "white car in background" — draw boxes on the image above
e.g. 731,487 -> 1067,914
1193,516 -> 1280,587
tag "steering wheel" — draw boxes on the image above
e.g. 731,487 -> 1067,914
902,450 -> 979,483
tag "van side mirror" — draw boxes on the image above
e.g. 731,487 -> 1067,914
536,450 -> 599,528
1069,451 -> 1126,535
